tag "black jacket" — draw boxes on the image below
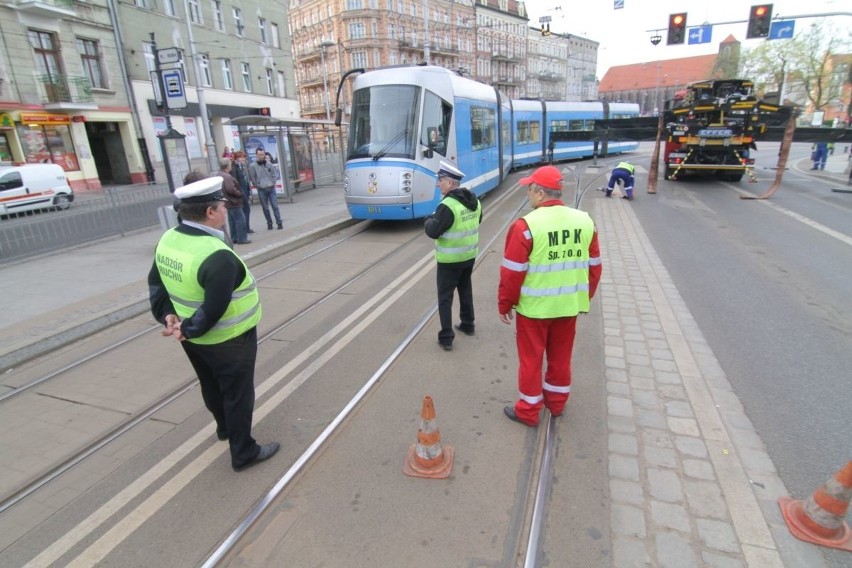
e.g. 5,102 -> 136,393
424,188 -> 482,266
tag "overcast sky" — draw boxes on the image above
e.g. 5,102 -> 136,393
523,0 -> 851,77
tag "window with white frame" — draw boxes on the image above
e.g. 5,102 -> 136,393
221,58 -> 233,89
241,62 -> 251,91
163,0 -> 176,16
77,38 -> 106,89
142,42 -> 156,73
212,1 -> 225,31
135,0 -> 148,9
349,22 -> 365,39
200,54 -> 211,86
188,0 -> 202,23
259,18 -> 267,44
351,50 -> 366,68
271,23 -> 280,48
233,8 -> 244,36
265,68 -> 274,95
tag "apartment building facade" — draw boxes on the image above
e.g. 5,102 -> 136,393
0,0 -> 144,188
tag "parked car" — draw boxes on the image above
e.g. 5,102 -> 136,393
0,164 -> 74,217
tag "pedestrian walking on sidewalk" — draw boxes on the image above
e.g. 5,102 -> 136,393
216,158 -> 250,245
424,161 -> 482,351
248,148 -> 283,230
498,165 -> 602,427
148,177 -> 279,472
604,161 -> 635,200
232,151 -> 255,234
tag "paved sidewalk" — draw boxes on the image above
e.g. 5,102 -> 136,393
596,196 -> 827,568
795,151 -> 851,185
0,184 -> 356,373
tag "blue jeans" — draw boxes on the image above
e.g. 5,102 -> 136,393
227,207 -> 248,243
257,187 -> 282,227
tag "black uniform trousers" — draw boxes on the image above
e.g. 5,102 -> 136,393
436,262 -> 474,346
181,327 -> 260,469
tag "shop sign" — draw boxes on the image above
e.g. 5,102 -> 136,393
20,113 -> 70,125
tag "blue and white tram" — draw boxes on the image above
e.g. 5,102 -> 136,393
344,66 -> 508,220
343,66 -> 639,220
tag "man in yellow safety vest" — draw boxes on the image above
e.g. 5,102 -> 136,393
424,161 -> 483,351
148,176 -> 279,472
498,165 -> 602,426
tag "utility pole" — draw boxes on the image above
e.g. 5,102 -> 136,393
182,0 -> 218,172
150,33 -> 172,130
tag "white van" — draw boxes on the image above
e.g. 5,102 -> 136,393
0,164 -> 74,216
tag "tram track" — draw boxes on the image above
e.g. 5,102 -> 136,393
6,166 -> 610,567
202,184 -> 563,567
0,223 -> 424,514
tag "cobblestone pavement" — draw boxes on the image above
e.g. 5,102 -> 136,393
596,196 -> 828,568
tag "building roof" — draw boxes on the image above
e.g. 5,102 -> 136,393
599,54 -> 718,93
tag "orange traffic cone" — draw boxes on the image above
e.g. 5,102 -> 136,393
778,460 -> 852,552
403,395 -> 454,479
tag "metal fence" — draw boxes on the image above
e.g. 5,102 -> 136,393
0,184 -> 173,264
0,152 -> 347,265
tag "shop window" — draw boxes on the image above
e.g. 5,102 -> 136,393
16,124 -> 80,171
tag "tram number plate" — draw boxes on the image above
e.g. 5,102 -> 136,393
367,206 -> 382,214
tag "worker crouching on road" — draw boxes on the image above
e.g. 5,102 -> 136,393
424,161 -> 483,351
605,161 -> 635,200
498,165 -> 602,426
148,177 -> 280,472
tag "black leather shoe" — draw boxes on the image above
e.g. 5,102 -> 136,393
267,224 -> 273,230
504,406 -> 535,427
235,240 -> 253,244
247,229 -> 256,234
216,428 -> 228,441
454,324 -> 475,336
233,442 -> 280,472
277,223 -> 283,230
439,341 -> 453,351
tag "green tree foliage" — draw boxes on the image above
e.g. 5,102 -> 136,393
740,22 -> 850,112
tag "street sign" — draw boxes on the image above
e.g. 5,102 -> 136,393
162,69 -> 187,110
157,47 -> 182,65
614,0 -> 624,9
538,16 -> 551,23
687,25 -> 713,45
769,20 -> 795,40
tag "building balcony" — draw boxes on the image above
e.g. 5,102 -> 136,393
492,76 -> 520,87
17,0 -> 74,17
491,49 -> 522,63
537,72 -> 561,82
295,48 -> 323,63
299,75 -> 325,88
38,74 -> 97,109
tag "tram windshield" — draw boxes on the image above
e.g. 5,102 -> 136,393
348,85 -> 419,161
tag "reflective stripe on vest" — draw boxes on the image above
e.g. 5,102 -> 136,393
435,196 -> 481,263
515,206 -> 594,319
616,161 -> 635,174
155,229 -> 262,345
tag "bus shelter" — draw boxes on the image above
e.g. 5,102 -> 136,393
226,115 -> 337,202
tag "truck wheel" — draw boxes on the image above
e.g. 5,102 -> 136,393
54,194 -> 72,210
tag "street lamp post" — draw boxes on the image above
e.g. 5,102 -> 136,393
319,39 -> 335,121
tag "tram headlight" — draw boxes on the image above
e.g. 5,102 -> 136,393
343,174 -> 349,194
400,172 -> 412,193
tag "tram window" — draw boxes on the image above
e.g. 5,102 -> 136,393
470,106 -> 496,151
517,120 -> 540,144
420,91 -> 451,156
550,119 -> 568,132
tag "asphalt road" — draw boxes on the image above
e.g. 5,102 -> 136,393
630,142 -> 852,568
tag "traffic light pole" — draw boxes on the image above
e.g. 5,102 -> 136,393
646,11 -> 852,35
